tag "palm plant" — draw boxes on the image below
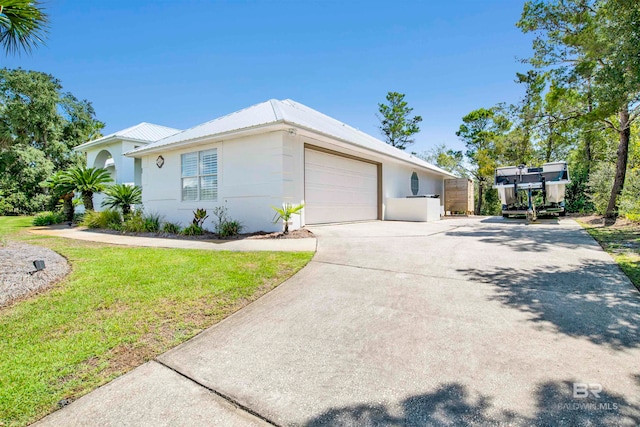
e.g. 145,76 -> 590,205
0,0 -> 48,55
102,184 -> 142,216
272,203 -> 304,234
63,166 -> 112,211
42,171 -> 76,222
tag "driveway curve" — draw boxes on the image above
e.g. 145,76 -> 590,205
37,217 -> 640,426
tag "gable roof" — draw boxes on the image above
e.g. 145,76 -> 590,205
75,122 -> 181,151
127,99 -> 456,177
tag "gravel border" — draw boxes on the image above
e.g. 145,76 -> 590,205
0,242 -> 70,307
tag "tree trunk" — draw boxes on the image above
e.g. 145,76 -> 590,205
585,77 -> 593,170
605,106 -> 630,218
122,204 -> 131,216
62,193 -> 74,222
476,180 -> 484,215
82,191 -> 94,211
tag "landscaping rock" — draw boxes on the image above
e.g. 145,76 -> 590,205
0,242 -> 70,307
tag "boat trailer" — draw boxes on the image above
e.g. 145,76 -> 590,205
493,162 -> 570,221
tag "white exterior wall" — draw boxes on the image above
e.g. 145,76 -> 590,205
381,161 -> 445,218
140,132 -> 288,233
385,198 -> 441,222
134,128 -> 448,232
282,132 -> 305,230
284,130 -> 446,225
83,140 -> 145,211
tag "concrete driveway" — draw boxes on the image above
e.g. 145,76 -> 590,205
37,217 -> 640,426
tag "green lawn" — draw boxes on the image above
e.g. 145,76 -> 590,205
0,217 -> 313,426
0,215 -> 33,238
577,218 -> 640,290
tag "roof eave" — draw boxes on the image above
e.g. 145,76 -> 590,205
124,121 -> 289,157
287,122 -> 457,178
125,119 -> 456,178
75,136 -> 153,152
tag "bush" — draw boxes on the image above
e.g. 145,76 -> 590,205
192,208 -> 209,228
122,211 -> 145,232
0,192 -> 49,216
213,205 -> 243,237
121,211 -> 162,233
218,219 -> 243,237
619,168 -> 640,221
143,212 -> 162,233
565,167 -> 594,213
587,163 -> 615,215
162,221 -> 182,234
82,209 -> 122,229
32,211 -> 64,226
182,223 -> 204,236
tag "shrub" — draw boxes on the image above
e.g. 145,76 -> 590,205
143,212 -> 162,232
162,221 -> 182,234
121,211 -> 162,233
619,168 -> 640,221
212,205 -> 243,237
218,219 -> 243,237
182,223 -> 204,236
587,163 -> 615,215
82,209 -> 122,229
32,211 -> 64,226
102,184 -> 142,216
271,203 -> 304,234
565,167 -> 594,213
122,211 -> 145,232
192,208 -> 209,228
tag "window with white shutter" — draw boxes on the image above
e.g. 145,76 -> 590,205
181,149 -> 217,201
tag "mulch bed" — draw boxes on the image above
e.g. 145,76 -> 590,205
0,242 -> 70,307
80,226 -> 315,241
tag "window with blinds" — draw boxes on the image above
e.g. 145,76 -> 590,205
181,149 -> 217,201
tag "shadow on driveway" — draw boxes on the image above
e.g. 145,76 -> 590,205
445,224 -> 590,253
306,380 -> 640,426
457,260 -> 640,349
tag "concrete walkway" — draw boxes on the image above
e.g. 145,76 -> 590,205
30,226 -> 317,252
35,217 -> 640,426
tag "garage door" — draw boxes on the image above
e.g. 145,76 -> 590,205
304,148 -> 378,224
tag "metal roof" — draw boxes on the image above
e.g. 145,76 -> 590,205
127,99 -> 456,177
75,122 -> 181,150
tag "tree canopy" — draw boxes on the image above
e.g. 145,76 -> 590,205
518,0 -> 640,217
445,0 -> 639,219
377,92 -> 423,150
0,68 -> 104,214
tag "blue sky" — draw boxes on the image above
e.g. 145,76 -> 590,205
5,0 -> 534,154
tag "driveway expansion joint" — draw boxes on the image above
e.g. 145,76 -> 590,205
154,359 -> 280,427
310,259 -> 471,283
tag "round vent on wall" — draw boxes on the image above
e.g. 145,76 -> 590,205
411,172 -> 419,196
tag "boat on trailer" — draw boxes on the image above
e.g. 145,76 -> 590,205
493,162 -> 570,220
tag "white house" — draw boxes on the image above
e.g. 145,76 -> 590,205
74,122 -> 181,209
81,99 -> 456,232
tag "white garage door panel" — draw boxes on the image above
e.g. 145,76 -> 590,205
304,149 -> 378,224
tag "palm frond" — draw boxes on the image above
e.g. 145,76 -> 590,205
0,0 -> 49,55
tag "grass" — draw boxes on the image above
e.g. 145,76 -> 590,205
0,216 -> 313,426
0,216 -> 33,238
577,217 -> 640,290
